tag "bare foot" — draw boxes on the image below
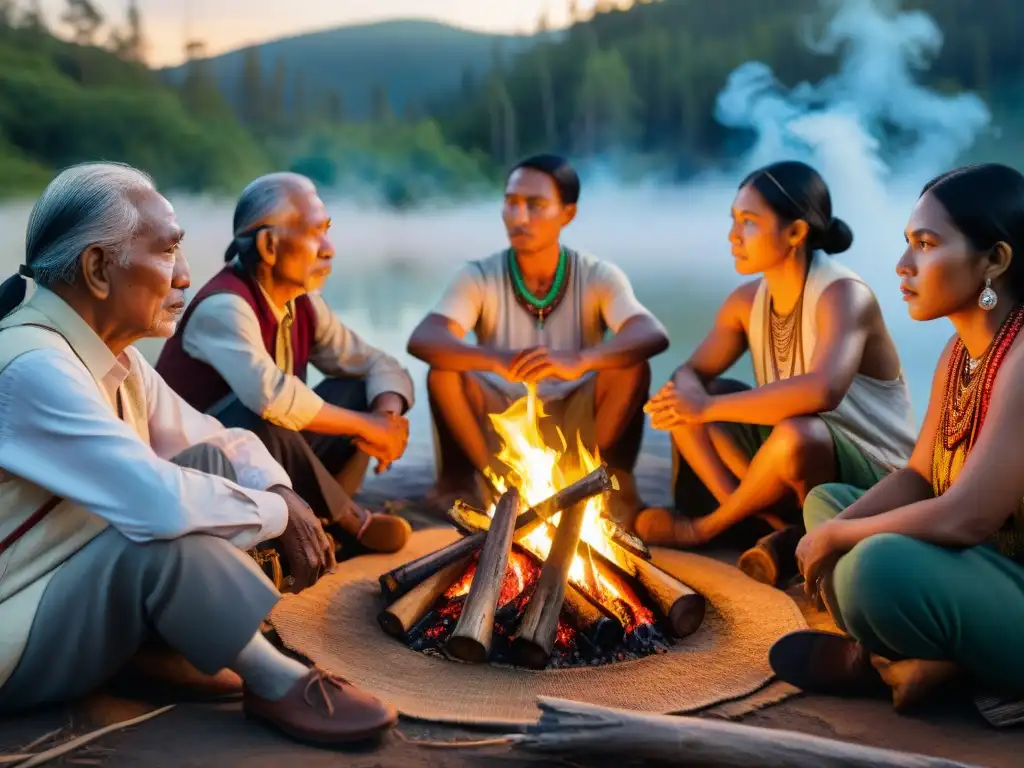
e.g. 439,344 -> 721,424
871,656 -> 962,711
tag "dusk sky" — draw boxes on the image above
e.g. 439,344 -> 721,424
41,0 -> 598,66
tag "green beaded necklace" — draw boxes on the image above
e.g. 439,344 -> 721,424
507,247 -> 569,329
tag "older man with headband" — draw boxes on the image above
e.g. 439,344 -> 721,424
157,172 -> 414,558
0,162 -> 397,741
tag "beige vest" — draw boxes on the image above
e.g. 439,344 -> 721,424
748,255 -> 916,471
0,290 -> 148,690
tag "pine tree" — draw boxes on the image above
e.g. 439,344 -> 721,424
370,82 -> 392,122
239,47 -> 264,128
61,0 -> 103,45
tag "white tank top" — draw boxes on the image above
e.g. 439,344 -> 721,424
748,254 -> 916,471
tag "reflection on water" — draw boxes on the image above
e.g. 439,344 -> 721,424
0,196 -> 946,505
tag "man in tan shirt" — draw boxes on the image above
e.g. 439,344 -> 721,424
408,155 -> 669,523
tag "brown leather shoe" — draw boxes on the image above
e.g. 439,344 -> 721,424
243,668 -> 397,745
769,630 -> 888,697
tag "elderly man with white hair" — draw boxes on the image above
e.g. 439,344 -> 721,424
0,162 -> 397,743
157,172 -> 414,559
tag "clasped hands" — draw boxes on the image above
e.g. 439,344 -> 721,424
495,347 -> 586,383
644,374 -> 712,429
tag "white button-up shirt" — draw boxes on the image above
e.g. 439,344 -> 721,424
0,289 -> 291,547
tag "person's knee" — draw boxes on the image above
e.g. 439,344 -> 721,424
765,417 -> 830,487
833,533 -> 924,635
426,368 -> 461,399
117,532 -> 239,587
317,377 -> 369,412
803,483 -> 849,531
172,442 -> 235,480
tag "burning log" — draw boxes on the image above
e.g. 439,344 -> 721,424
377,557 -> 470,641
563,585 -> 624,650
448,500 -> 491,535
516,466 -> 617,540
444,496 -> 629,649
513,502 -> 588,669
447,488 -> 521,663
610,543 -> 706,639
379,465 -> 614,602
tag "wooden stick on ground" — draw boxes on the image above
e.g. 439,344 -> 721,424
379,465 -> 614,602
377,556 -> 471,640
517,697 -> 978,768
446,488 -> 521,663
513,501 -> 588,668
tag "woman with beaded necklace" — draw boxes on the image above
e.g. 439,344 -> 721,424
769,163 -> 1024,716
638,161 -> 916,587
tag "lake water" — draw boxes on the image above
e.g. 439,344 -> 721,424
0,187 -> 952,505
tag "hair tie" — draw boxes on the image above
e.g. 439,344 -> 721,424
18,264 -> 34,279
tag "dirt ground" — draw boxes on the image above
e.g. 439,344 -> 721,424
1,496 -> 1020,767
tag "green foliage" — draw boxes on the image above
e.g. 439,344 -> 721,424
0,14 -> 269,197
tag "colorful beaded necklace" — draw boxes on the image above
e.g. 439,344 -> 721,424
933,304 -> 1024,557
507,247 -> 570,329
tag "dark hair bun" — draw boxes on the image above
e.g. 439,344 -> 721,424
819,217 -> 853,255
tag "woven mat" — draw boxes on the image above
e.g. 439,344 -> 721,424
269,528 -> 807,726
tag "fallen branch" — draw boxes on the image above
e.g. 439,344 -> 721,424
517,697 -> 978,768
9,705 -> 174,768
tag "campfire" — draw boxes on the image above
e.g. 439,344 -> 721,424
377,390 -> 707,669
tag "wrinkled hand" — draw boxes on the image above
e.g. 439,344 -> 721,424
271,485 -> 336,591
367,395 -> 407,473
354,411 -> 409,474
506,347 -> 585,383
644,379 -> 711,429
796,523 -> 843,606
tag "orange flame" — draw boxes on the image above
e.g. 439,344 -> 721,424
483,384 -> 633,609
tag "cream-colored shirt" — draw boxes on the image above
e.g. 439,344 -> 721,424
748,254 -> 916,471
433,248 -> 659,400
0,288 -> 292,690
181,287 -> 415,430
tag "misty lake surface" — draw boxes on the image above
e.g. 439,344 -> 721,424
0,189 -> 950,504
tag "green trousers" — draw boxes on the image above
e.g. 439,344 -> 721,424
805,483 -> 1024,692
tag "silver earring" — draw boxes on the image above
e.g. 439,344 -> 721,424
979,278 -> 998,311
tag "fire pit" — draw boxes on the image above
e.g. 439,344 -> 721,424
376,393 -> 707,670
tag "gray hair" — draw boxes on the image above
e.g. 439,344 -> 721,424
25,161 -> 156,287
224,172 -> 313,264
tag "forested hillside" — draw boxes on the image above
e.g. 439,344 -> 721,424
160,20 -> 545,121
1,0 -> 1022,201
432,0 -> 1024,174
